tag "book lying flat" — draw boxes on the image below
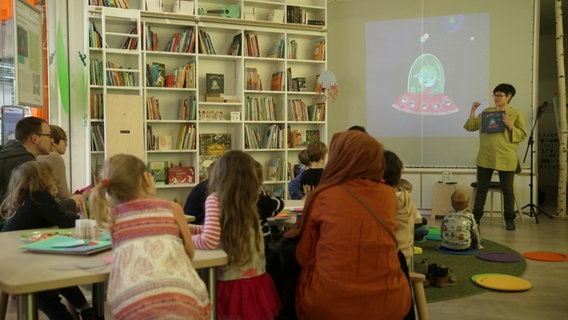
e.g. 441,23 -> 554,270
22,235 -> 112,256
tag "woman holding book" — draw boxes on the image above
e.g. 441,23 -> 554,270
463,83 -> 527,230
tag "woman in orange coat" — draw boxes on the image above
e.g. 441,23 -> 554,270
294,130 -> 411,319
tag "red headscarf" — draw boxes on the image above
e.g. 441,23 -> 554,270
286,130 -> 385,237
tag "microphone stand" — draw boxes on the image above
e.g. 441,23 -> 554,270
521,102 -> 553,223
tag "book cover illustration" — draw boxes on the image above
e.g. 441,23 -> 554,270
148,161 -> 169,185
306,130 -> 320,143
481,111 -> 505,133
206,73 -> 224,95
167,165 -> 195,184
199,133 -> 231,181
151,62 -> 166,87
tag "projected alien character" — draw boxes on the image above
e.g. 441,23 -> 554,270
392,53 -> 458,115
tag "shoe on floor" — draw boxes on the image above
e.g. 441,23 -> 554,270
505,219 -> 516,230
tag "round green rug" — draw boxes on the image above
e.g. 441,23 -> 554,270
414,239 -> 527,303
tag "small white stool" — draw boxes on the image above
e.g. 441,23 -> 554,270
470,179 -> 524,225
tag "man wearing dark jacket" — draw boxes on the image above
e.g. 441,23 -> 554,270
0,116 -> 53,212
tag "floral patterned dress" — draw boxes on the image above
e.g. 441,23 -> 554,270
108,198 -> 211,320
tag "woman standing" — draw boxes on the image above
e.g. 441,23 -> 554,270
464,83 -> 527,230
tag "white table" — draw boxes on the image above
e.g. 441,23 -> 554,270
0,230 -> 227,320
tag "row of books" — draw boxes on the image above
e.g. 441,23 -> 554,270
287,6 -> 325,26
105,62 -> 136,87
245,32 -> 261,57
90,92 -> 104,119
244,124 -> 284,150
89,0 -> 129,8
90,58 -> 104,85
121,26 -> 139,50
148,161 -> 195,185
164,28 -> 196,53
180,96 -> 197,120
245,96 -> 277,121
267,39 -> 286,59
288,100 -> 325,122
177,124 -> 197,150
88,22 -> 103,48
198,30 -> 216,54
246,68 -> 262,90
90,123 -> 105,151
146,96 -> 161,120
266,157 -> 285,181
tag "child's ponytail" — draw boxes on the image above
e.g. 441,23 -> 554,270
89,181 -> 112,230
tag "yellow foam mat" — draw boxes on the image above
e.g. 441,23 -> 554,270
474,274 -> 531,291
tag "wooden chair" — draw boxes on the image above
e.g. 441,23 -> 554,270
0,291 -> 9,320
410,272 -> 429,320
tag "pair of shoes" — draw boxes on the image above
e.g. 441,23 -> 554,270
426,263 -> 457,288
505,219 -> 516,230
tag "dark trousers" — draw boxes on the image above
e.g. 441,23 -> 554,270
37,286 -> 88,320
473,166 -> 516,223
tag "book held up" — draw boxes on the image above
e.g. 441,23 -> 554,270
482,111 -> 505,133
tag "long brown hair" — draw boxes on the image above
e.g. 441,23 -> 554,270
0,161 -> 58,219
209,150 -> 262,266
286,131 -> 385,237
89,154 -> 153,230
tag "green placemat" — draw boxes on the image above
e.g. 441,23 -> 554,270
414,239 -> 526,302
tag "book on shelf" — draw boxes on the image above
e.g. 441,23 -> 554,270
245,32 -> 260,57
22,235 -> 112,256
292,77 -> 306,92
199,133 -> 231,181
246,67 -> 262,90
151,62 -> 166,87
228,33 -> 242,56
158,135 -> 172,150
306,130 -> 320,143
289,40 -> 297,59
145,0 -> 163,12
308,20 -> 325,26
173,0 -> 195,15
307,103 -> 325,121
243,6 -> 256,20
148,161 -> 169,185
481,110 -> 505,133
206,73 -> 224,95
271,71 -> 283,91
293,129 -> 307,148
146,96 -> 161,120
268,9 -> 285,23
267,158 -> 282,181
176,124 -> 196,150
313,39 -> 325,61
167,164 -> 195,184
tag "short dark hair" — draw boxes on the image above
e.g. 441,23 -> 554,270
383,150 -> 403,187
348,125 -> 367,133
15,117 -> 48,142
493,83 -> 516,101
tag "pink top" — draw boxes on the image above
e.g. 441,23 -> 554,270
192,193 -> 221,249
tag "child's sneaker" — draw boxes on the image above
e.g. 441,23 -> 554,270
433,266 -> 458,288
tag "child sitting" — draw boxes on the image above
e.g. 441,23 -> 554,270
383,150 -> 421,267
441,189 -> 481,251
1,161 -> 93,320
288,149 -> 310,200
300,140 -> 328,198
398,179 -> 429,241
89,154 -> 211,320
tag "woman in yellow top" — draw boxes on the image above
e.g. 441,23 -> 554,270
464,83 -> 527,230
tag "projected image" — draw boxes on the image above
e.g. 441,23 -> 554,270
393,53 -> 457,115
366,13 -> 489,137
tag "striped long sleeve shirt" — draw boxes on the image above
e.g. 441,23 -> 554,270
192,193 -> 221,249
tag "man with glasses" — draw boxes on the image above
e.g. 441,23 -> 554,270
464,83 -> 527,230
0,116 -> 53,204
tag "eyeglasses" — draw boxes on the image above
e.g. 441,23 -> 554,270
492,94 -> 507,98
35,132 -> 52,137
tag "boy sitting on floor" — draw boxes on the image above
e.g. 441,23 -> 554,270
441,189 -> 481,251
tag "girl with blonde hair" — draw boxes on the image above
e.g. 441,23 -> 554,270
1,161 -> 93,319
89,154 -> 211,320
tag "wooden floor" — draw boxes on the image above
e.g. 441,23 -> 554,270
426,203 -> 568,320
5,204 -> 568,319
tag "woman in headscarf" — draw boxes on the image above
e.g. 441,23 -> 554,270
293,130 -> 412,319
